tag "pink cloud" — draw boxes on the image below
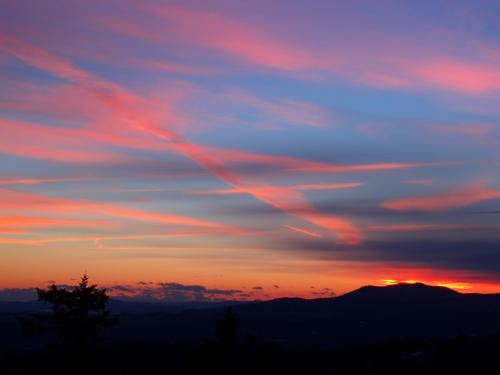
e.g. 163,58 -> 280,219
24,5 -> 500,97
413,59 -> 500,94
381,183 -> 500,212
134,4 -> 330,71
430,123 -> 497,137
208,147 -> 424,174
292,182 -> 364,191
190,182 -> 363,196
126,6 -> 500,96
359,56 -> 500,95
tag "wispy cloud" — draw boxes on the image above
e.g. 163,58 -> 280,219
0,188 -> 239,233
189,182 -> 363,196
285,225 -> 322,238
381,183 -> 500,212
0,177 -> 94,186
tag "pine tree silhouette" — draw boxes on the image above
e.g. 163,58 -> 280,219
20,274 -> 118,347
215,307 -> 240,348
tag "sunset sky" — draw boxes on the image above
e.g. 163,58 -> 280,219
1,0 -> 500,301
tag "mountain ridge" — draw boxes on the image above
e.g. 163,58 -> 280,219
3,282 -> 500,350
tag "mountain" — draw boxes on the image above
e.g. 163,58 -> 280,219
109,283 -> 500,347
3,283 -> 500,351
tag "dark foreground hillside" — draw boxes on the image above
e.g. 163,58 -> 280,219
2,335 -> 500,374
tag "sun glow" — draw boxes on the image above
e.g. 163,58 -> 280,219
381,279 -> 471,291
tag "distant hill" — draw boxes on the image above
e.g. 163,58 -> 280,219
0,298 -> 243,314
3,283 -> 500,351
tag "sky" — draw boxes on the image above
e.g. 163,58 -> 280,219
1,0 -> 500,301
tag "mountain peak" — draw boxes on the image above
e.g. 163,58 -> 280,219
341,282 -> 460,301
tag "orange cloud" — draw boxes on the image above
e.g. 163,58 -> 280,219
0,216 -> 113,233
0,118 -> 133,164
381,183 -> 500,212
0,188 -> 238,233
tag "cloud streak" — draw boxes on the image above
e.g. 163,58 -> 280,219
381,183 -> 500,212
0,188 -> 239,234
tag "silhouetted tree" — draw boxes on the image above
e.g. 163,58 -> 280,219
20,274 -> 117,347
215,307 -> 239,348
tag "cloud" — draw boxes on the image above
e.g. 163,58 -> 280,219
108,285 -> 135,293
0,188 -> 241,239
0,215 -> 115,234
0,177 -> 94,186
221,89 -> 331,128
285,225 -> 322,238
0,281 -> 247,303
91,2 -> 500,97
128,282 -> 244,302
381,183 -> 500,212
208,147 -> 425,174
189,182 -> 363,196
429,123 -> 498,138
120,3 -> 330,72
0,118 -> 133,164
411,59 -> 500,94
312,288 -> 336,297
367,223 -> 500,232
